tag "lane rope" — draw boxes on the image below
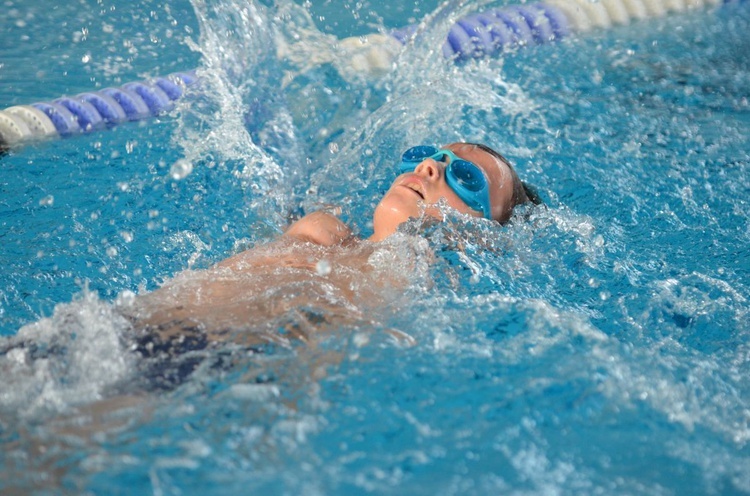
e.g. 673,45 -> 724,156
0,0 -> 739,149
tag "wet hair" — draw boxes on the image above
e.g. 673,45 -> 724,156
465,142 -> 542,218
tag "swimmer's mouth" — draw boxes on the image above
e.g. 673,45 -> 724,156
401,182 -> 425,200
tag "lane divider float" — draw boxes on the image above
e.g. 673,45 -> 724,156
0,72 -> 196,149
1,0 -> 740,150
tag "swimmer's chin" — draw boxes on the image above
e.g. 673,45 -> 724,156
368,217 -> 412,242
368,216 -> 439,242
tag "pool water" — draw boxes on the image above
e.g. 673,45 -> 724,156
1,0 -> 749,494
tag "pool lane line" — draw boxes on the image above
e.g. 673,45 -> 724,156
0,0 -> 741,150
406,0 -> 726,62
0,72 -> 197,151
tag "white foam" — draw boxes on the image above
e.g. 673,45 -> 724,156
1,291 -> 135,418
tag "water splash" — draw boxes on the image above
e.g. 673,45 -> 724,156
172,0 -> 310,225
2,1 -> 750,494
0,290 -> 135,418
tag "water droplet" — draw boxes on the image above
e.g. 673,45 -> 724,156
106,246 -> 119,257
118,290 -> 136,306
353,333 -> 369,348
170,159 -> 193,180
316,259 -> 332,276
39,195 -> 54,206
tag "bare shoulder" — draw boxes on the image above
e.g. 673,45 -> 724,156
212,212 -> 353,271
284,211 -> 353,246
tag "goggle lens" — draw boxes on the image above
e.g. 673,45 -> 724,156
449,160 -> 485,192
401,145 -> 440,163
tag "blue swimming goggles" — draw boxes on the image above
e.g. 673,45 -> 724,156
398,145 -> 492,219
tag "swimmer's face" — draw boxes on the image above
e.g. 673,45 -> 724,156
370,143 -> 515,241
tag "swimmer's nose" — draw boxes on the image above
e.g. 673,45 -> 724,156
414,158 -> 442,182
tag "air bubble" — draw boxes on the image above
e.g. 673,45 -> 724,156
39,195 -> 54,206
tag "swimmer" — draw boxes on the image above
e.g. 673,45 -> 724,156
2,142 -> 533,391
125,142 -> 532,363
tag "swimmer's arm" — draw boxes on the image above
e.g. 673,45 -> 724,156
283,211 -> 353,246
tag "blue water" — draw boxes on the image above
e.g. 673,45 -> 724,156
1,0 -> 749,494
